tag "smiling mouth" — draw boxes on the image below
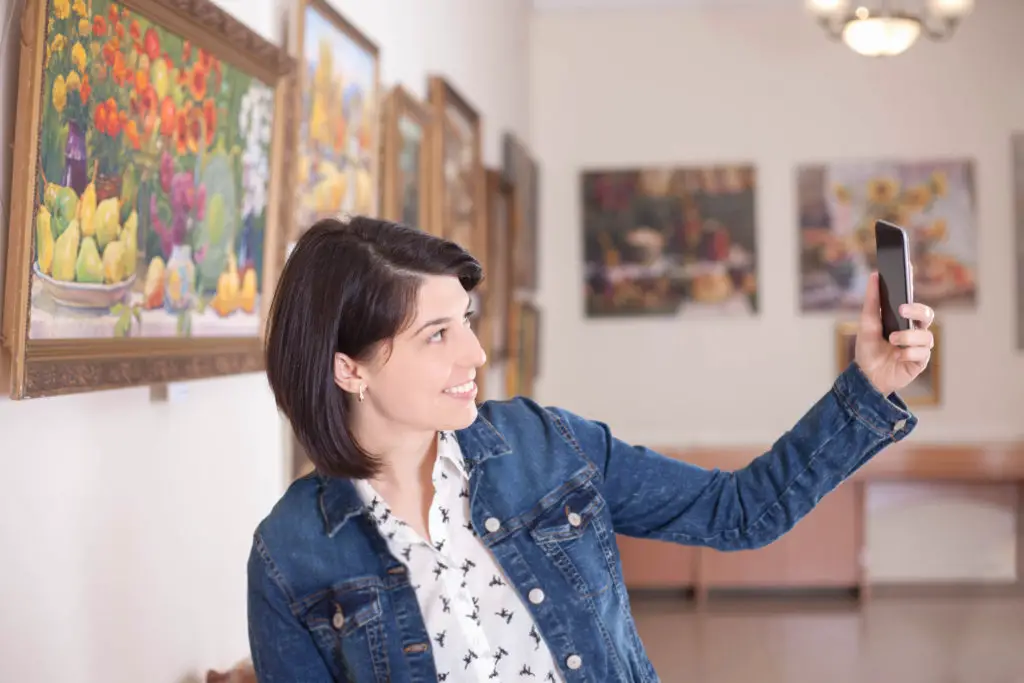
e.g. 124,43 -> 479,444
443,380 -> 476,396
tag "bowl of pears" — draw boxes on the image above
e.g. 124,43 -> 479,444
34,168 -> 139,311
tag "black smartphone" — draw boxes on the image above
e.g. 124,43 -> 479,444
874,220 -> 914,341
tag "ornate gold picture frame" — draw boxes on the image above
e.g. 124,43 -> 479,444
2,0 -> 294,399
381,85 -> 431,231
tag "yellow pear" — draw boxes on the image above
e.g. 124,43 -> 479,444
36,206 -> 54,275
102,240 -> 126,283
52,219 -> 80,282
94,197 -> 120,250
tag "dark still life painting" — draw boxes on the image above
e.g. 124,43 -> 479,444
581,166 -> 758,318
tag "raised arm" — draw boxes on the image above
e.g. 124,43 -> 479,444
546,361 -> 916,551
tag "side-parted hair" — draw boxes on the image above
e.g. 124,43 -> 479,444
264,216 -> 483,479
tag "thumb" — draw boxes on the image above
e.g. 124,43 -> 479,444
860,271 -> 882,333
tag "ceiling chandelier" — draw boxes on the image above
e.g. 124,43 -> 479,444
806,0 -> 974,57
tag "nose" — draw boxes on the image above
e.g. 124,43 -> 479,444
462,323 -> 487,368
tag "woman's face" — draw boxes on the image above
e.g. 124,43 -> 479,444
359,274 -> 487,433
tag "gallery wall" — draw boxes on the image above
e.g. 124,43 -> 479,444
0,1 -> 530,682
529,0 -> 1024,583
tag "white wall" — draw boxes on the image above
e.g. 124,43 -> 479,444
530,0 -> 1024,446
529,0 -> 1023,582
0,2 -> 529,682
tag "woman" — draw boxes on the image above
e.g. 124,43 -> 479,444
248,216 -> 935,683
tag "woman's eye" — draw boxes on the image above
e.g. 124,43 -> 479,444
428,328 -> 447,343
464,310 -> 475,325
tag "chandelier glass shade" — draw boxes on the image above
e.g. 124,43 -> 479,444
806,0 -> 973,57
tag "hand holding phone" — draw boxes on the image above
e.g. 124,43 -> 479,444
874,220 -> 914,342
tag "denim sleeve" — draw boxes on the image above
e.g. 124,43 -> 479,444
247,533 -> 334,682
548,362 -> 917,551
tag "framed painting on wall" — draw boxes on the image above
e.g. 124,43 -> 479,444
287,0 -> 380,247
506,299 -> 540,398
2,0 -> 294,399
502,133 -> 539,291
834,321 -> 942,406
427,75 -> 485,269
381,85 -> 430,231
581,165 -> 758,318
798,159 -> 977,313
485,169 -> 515,363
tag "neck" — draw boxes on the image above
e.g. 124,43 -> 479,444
350,407 -> 438,493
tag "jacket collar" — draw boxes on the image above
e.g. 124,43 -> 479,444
317,412 -> 512,538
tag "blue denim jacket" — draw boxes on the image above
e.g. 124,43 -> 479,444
247,362 -> 916,682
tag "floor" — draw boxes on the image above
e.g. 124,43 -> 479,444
630,593 -> 1024,683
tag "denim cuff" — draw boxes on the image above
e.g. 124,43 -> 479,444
832,361 -> 917,441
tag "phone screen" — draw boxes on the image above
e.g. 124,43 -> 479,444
875,221 -> 912,340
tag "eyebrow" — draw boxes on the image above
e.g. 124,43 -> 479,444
413,296 -> 473,336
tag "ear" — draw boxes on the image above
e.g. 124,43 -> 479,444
333,353 -> 365,396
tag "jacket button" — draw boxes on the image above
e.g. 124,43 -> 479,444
485,517 -> 501,533
567,511 -> 582,527
528,588 -> 545,604
332,608 -> 345,630
566,654 -> 582,670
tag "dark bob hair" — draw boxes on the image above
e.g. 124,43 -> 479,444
264,216 -> 483,480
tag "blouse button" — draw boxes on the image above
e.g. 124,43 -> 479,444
566,654 -> 582,670
528,588 -> 545,604
484,517 -> 501,533
331,607 -> 345,630
567,511 -> 582,527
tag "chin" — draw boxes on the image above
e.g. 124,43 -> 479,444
437,401 -> 479,432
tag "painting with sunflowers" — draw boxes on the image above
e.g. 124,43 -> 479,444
798,159 -> 977,312
288,0 -> 380,245
3,0 -> 292,398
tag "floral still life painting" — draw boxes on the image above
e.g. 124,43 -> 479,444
798,159 -> 977,312
581,166 -> 759,318
4,0 -> 291,398
27,0 -> 276,340
291,0 -> 379,242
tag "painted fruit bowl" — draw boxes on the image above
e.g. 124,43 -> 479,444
34,262 -> 137,310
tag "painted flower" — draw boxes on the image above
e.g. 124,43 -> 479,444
65,70 -> 81,92
52,75 -> 67,112
79,74 -> 90,100
71,41 -> 86,72
188,64 -> 207,101
239,84 -> 273,217
51,33 -> 67,54
73,0 -> 87,16
143,27 -> 160,61
54,0 -> 70,20
93,15 -> 107,36
202,99 -> 217,145
78,17 -> 89,35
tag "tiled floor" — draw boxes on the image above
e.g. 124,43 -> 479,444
631,593 -> 1024,682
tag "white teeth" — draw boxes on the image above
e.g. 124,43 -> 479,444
444,381 -> 475,395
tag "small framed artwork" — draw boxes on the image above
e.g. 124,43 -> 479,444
2,0 -> 294,399
286,0 -> 381,246
426,76 -> 486,272
502,133 -> 539,291
381,85 -> 430,231
507,300 -> 540,398
834,321 -> 942,406
485,169 -> 515,362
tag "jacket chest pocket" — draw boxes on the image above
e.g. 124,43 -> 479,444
300,582 -> 391,682
527,481 -> 615,598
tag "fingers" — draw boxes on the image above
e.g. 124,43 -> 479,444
900,302 -> 935,329
889,328 -> 934,349
899,345 -> 931,364
860,272 -> 882,332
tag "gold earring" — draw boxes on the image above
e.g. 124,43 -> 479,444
358,383 -> 365,402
